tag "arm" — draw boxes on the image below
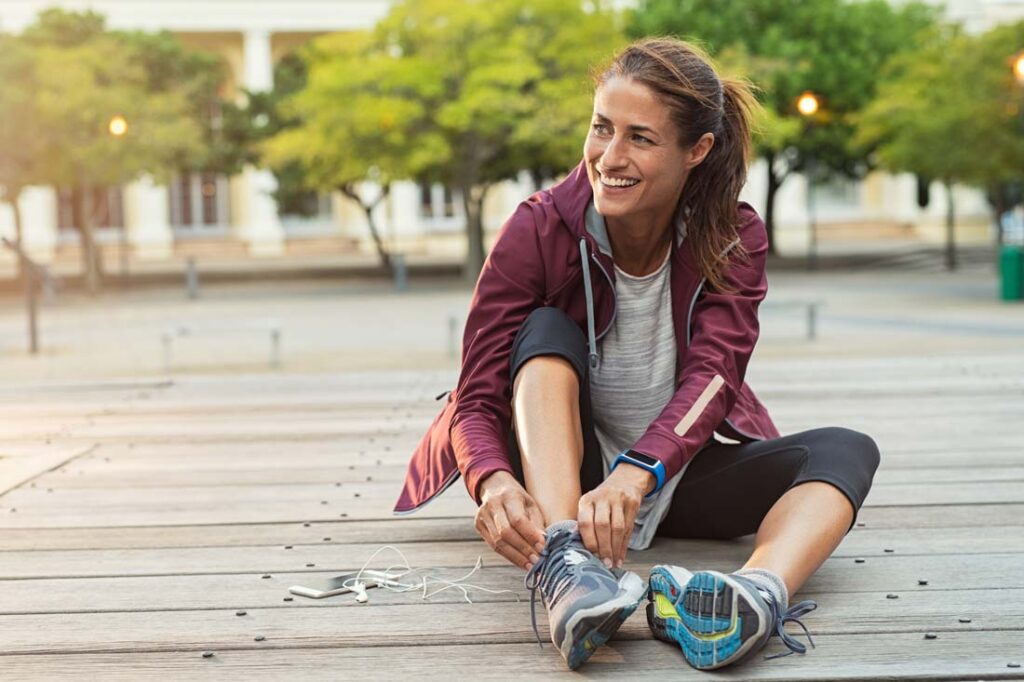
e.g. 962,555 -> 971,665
450,202 -> 547,504
631,207 -> 769,480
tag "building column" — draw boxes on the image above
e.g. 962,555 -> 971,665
239,29 -> 284,256
2,186 -> 59,264
124,175 -> 173,260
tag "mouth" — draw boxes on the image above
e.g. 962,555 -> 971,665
597,170 -> 641,190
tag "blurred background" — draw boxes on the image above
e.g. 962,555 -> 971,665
0,0 -> 1022,380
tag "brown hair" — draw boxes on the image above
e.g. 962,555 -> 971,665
595,38 -> 759,292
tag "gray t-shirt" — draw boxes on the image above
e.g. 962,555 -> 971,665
589,249 -> 690,551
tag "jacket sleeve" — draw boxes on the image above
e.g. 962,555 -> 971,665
631,207 -> 769,480
450,203 -> 547,504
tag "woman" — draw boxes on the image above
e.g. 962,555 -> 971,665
395,38 -> 879,672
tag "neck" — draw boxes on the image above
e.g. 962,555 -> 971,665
606,213 -> 674,277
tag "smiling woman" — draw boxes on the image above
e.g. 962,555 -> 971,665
396,38 -> 879,674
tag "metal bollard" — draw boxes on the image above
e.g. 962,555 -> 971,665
186,257 -> 200,300
392,253 -> 407,292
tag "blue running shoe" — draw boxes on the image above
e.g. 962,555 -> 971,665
525,522 -> 646,670
647,566 -> 817,670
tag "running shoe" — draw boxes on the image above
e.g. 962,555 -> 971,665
525,522 -> 646,669
647,566 -> 817,670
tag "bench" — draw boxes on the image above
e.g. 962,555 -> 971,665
161,320 -> 282,370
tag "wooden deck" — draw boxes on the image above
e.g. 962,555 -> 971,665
1,356 -> 1023,680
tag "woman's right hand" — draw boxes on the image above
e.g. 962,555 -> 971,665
474,471 -> 548,570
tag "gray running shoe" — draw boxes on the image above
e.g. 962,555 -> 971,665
647,566 -> 817,670
525,522 -> 646,669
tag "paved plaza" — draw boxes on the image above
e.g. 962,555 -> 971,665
0,261 -> 1022,679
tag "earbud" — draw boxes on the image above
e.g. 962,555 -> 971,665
352,581 -> 369,604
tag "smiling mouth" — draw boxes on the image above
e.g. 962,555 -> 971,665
599,173 -> 640,188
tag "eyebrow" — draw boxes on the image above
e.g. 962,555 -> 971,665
593,113 -> 659,136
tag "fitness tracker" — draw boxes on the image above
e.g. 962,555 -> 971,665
611,449 -> 666,498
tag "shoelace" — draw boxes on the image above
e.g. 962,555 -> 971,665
764,598 -> 818,660
524,529 -> 579,648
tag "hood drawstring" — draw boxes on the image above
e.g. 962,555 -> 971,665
579,239 -> 599,370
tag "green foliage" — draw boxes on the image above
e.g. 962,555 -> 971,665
856,21 -> 1024,196
630,0 -> 936,178
0,33 -> 47,204
264,0 -> 626,275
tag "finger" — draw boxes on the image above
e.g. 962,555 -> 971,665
577,497 -> 599,556
593,501 -> 612,567
502,499 -> 542,563
491,506 -> 536,571
610,504 -> 626,567
521,499 -> 549,554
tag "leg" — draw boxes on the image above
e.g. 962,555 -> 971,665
512,355 -> 583,524
648,427 -> 879,669
741,481 -> 852,597
506,307 -> 604,525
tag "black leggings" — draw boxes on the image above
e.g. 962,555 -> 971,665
506,307 -> 880,538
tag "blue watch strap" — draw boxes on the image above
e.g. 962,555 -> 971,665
611,450 -> 666,498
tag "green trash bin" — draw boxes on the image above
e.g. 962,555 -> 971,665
1000,245 -> 1024,301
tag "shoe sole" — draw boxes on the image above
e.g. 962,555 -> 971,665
647,568 -> 768,670
560,571 -> 646,670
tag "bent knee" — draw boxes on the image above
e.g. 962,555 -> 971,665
808,426 -> 881,473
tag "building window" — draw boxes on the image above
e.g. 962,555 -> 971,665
56,186 -> 124,232
170,172 -> 229,230
419,180 -> 460,220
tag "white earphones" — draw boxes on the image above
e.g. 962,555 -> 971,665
340,545 -> 520,605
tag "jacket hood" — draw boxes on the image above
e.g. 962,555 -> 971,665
548,160 -> 594,241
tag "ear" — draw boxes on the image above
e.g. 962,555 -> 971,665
686,132 -> 715,169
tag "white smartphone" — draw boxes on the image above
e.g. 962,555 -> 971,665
288,572 -> 379,599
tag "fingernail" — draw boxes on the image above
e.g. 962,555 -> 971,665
530,554 -> 539,564
535,543 -> 545,553
616,560 -> 623,569
603,558 -> 612,568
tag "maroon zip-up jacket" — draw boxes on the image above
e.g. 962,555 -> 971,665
394,161 -> 779,515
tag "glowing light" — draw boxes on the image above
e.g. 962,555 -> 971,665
109,115 -> 128,137
797,92 -> 820,117
1014,52 -> 1024,84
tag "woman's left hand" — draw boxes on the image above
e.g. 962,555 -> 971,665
577,465 -> 654,568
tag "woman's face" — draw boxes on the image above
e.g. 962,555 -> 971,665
584,77 -> 712,224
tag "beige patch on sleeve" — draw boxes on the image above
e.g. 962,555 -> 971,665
674,374 -> 726,437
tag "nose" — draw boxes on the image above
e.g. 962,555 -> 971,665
601,134 -> 629,170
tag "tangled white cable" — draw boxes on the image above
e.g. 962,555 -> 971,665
340,544 -> 521,605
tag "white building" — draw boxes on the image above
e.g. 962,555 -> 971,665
0,0 -> 1020,268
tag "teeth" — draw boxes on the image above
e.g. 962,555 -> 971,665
602,176 -> 639,188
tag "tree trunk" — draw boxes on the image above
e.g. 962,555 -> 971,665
461,183 -> 490,283
764,151 -> 781,255
73,183 -> 103,294
944,180 -> 957,272
10,193 -> 24,282
340,184 -> 392,275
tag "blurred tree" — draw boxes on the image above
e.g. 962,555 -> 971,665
856,22 -> 1024,269
265,0 -> 625,280
19,9 -> 206,293
0,33 -> 47,278
630,0 -> 936,253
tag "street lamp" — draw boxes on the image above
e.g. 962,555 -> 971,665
109,114 -> 128,137
798,91 -> 821,270
109,114 -> 129,275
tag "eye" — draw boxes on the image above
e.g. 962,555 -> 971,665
632,134 -> 653,145
591,122 -> 611,135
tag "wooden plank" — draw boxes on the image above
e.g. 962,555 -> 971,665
3,505 -> 1022,551
0,601 -> 1020,666
0,554 -> 1021,620
3,633 -> 1024,681
29,463 -> 1024,490
0,444 -> 96,495
0,535 -> 1021,585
